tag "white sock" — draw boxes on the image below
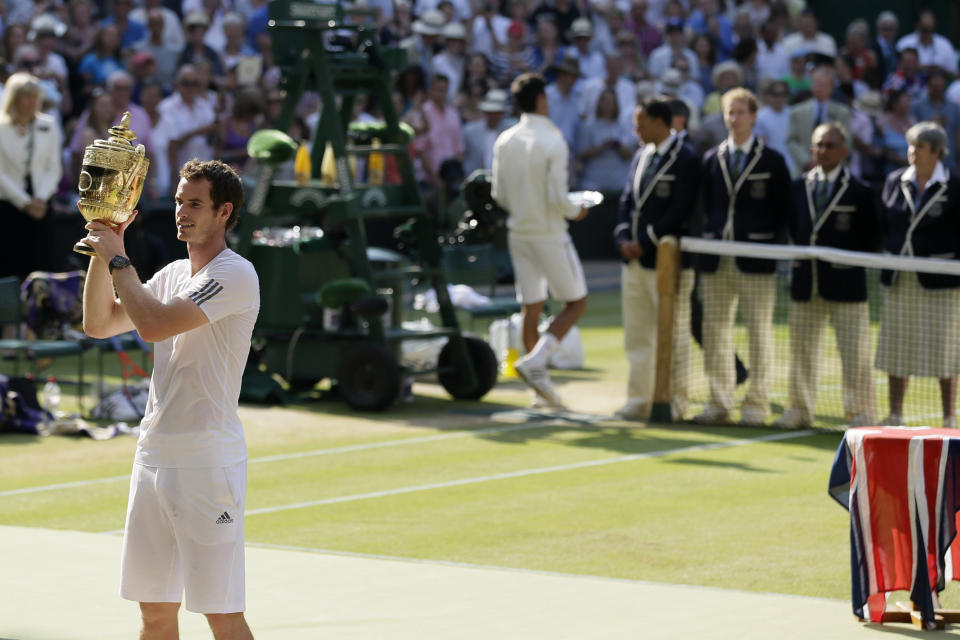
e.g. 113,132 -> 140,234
526,332 -> 558,366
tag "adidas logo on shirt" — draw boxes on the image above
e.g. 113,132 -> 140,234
216,511 -> 234,524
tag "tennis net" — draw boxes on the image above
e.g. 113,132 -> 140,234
665,237 -> 960,430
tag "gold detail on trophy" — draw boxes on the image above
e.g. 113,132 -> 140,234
74,112 -> 150,256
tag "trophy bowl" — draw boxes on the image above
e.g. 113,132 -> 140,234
74,112 -> 150,256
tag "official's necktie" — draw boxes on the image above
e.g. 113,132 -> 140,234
814,102 -> 825,127
815,178 -> 831,216
642,151 -> 659,187
729,149 -> 744,180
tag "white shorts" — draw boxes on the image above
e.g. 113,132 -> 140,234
508,234 -> 588,304
120,462 -> 247,614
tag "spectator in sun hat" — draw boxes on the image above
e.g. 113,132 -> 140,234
545,55 -> 583,149
25,17 -> 70,117
463,88 -> 514,175
565,17 -> 603,79
432,21 -> 467,100
702,60 -> 743,117
134,8 -> 182,91
178,10 -> 224,77
401,8 -> 446,78
130,0 -> 186,51
648,17 -> 699,80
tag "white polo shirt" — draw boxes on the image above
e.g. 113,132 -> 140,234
135,249 -> 260,468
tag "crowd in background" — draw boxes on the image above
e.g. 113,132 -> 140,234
0,0 -> 958,278
380,0 -> 960,198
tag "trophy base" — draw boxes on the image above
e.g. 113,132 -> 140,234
73,239 -> 97,257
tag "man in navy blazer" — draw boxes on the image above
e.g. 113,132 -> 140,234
613,97 -> 700,420
775,123 -> 878,428
694,87 -> 791,425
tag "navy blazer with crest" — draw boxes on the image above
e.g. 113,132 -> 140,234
699,137 -> 791,274
880,165 -> 960,289
614,135 -> 701,270
788,165 -> 879,302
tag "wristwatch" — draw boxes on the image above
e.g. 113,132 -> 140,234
108,255 -> 132,274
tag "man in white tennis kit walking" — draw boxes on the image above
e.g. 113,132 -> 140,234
491,72 -> 589,407
82,159 -> 259,639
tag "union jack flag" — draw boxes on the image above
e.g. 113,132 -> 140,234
829,427 -> 960,626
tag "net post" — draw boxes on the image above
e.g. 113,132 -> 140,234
651,236 -> 680,423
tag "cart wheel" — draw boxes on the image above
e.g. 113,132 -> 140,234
337,343 -> 401,411
438,336 -> 498,400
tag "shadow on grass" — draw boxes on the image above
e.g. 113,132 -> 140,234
663,456 -> 779,473
475,419 -> 843,456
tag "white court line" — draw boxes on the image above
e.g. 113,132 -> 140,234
0,422 -> 585,498
245,429 -> 816,517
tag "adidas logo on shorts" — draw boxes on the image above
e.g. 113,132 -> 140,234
216,511 -> 234,524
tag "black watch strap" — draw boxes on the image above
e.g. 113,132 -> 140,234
108,255 -> 132,274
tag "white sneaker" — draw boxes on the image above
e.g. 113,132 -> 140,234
530,392 -> 549,409
772,408 -> 811,429
515,357 -> 564,408
848,413 -> 874,427
692,405 -> 730,424
739,406 -> 768,426
614,401 -> 649,420
945,416 -> 958,429
882,414 -> 904,426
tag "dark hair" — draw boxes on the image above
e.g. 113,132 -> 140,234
732,37 -> 757,64
639,96 -> 673,126
595,87 -> 620,120
510,72 -> 546,113
179,159 -> 245,230
666,97 -> 690,123
884,87 -> 908,113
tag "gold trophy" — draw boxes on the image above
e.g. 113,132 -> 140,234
74,112 -> 150,256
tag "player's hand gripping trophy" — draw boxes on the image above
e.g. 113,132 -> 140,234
74,112 -> 149,255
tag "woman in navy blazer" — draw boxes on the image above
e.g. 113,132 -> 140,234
876,121 -> 960,427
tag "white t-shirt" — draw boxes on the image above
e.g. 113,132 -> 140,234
135,249 -> 260,468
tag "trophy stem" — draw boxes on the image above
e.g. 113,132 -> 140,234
73,219 -> 118,257
73,239 -> 97,256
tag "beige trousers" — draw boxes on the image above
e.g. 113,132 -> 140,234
788,296 -> 875,422
621,262 -> 694,418
701,257 -> 775,415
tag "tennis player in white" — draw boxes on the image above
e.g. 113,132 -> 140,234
82,159 -> 259,640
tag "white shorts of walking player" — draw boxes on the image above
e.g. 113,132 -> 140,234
120,461 -> 247,614
508,234 -> 588,305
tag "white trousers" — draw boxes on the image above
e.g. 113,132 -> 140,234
788,296 -> 876,422
701,257 -> 775,414
621,261 -> 694,418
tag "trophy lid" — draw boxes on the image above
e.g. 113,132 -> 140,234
83,112 -> 146,171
